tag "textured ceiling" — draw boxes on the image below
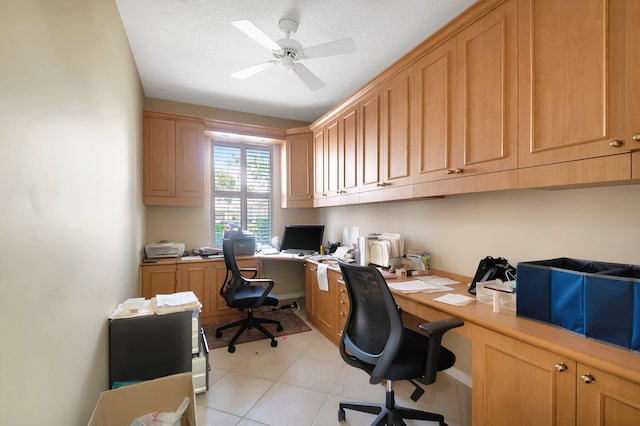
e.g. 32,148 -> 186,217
115,0 -> 476,123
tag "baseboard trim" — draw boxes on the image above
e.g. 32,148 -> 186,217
444,367 -> 472,388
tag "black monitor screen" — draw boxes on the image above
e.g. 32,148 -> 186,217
279,225 -> 325,253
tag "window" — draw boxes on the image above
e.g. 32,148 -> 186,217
211,141 -> 272,247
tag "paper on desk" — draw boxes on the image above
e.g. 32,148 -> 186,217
387,280 -> 453,294
433,293 -> 475,307
331,246 -> 351,259
416,275 -> 461,285
317,263 -> 329,291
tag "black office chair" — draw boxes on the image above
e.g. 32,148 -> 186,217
337,261 -> 464,426
215,238 -> 283,353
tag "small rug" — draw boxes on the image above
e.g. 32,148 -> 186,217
203,309 -> 311,350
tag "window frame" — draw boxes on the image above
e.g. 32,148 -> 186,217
210,138 -> 273,247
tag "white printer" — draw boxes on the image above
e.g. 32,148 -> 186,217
144,242 -> 186,258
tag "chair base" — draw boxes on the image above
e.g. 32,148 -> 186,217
215,308 -> 283,353
338,384 -> 447,426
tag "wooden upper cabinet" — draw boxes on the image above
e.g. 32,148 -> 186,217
414,38 -> 456,184
338,106 -> 359,200
627,0 -> 640,153
326,119 -> 340,196
414,0 -> 517,188
312,129 -> 327,206
281,131 -> 314,208
456,0 -> 518,175
359,68 -> 414,200
518,0 -> 628,167
143,115 -> 205,206
144,118 -> 176,198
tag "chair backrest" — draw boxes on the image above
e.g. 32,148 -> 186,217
220,238 -> 243,303
338,261 -> 404,384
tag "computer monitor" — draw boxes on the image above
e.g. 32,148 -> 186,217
279,224 -> 325,254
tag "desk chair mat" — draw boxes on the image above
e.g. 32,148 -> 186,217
203,309 -> 311,350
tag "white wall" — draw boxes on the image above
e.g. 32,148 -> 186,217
317,185 -> 640,276
0,1 -> 144,424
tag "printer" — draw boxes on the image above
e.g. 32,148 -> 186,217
144,242 -> 186,259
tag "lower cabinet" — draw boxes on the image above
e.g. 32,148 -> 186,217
473,326 -> 640,426
304,262 -> 340,344
140,258 -> 260,323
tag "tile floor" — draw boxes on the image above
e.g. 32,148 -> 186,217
196,307 -> 471,426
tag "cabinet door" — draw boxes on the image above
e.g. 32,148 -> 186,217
213,259 -> 259,317
472,326 -> 576,426
178,262 -> 211,318
304,262 -> 317,320
627,0 -> 640,152
518,0 -> 627,167
313,130 -> 327,206
326,120 -> 340,197
383,67 -> 413,188
359,90 -> 383,192
576,363 -> 640,426
140,263 -> 178,299
414,38 -> 456,184
456,0 -> 517,175
174,120 -> 205,204
143,118 -> 176,198
339,106 -> 359,198
315,269 -> 337,340
282,132 -> 314,207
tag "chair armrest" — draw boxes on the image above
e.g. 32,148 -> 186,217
244,277 -> 275,307
418,317 -> 464,385
238,267 -> 258,278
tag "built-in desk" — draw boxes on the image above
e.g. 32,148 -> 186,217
305,262 -> 640,426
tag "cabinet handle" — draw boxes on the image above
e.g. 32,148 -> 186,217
176,265 -> 180,270
633,134 -> 640,142
554,362 -> 568,372
446,168 -> 464,174
376,181 -> 389,187
339,288 -> 345,293
609,139 -> 624,147
340,312 -> 345,316
580,373 -> 596,384
340,300 -> 346,304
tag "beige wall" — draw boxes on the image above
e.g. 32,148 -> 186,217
0,1 -> 144,424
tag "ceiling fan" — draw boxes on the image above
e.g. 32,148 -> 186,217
230,18 -> 357,91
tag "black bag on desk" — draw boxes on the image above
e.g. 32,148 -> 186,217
468,256 -> 516,294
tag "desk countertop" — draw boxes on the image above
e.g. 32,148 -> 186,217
382,268 -> 640,385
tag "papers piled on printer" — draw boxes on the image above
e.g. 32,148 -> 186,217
151,291 -> 202,315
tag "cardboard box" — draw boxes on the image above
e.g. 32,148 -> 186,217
89,373 -> 197,426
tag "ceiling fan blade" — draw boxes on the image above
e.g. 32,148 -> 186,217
231,61 -> 277,79
293,64 -> 325,91
231,20 -> 281,52
304,38 -> 357,59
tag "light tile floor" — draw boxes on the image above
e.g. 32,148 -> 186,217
196,307 -> 471,426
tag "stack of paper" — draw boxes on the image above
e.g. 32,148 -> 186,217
433,293 -> 475,307
387,280 -> 453,294
109,299 -> 154,320
152,291 -> 202,315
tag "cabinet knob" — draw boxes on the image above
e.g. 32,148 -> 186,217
340,312 -> 345,316
340,300 -> 346,304
609,139 -> 624,147
580,373 -> 596,384
554,362 -> 568,372
446,168 -> 464,174
633,134 -> 640,142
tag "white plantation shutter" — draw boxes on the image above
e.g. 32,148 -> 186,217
211,142 -> 272,247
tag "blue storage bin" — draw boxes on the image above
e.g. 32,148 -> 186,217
516,258 -> 639,351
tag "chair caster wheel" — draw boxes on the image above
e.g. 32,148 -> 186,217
338,408 -> 346,422
271,340 -> 278,347
215,331 -> 222,338
276,324 -> 283,332
228,345 -> 235,353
